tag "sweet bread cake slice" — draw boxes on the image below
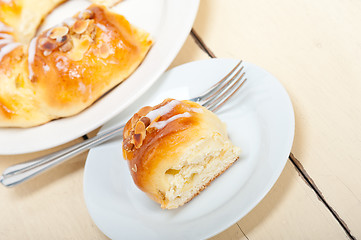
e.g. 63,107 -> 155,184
122,99 -> 241,209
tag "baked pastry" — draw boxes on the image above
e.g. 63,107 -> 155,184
122,99 -> 241,209
0,4 -> 152,127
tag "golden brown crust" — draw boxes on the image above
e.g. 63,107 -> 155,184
123,99 -> 218,203
0,3 -> 152,127
31,5 -> 152,117
123,99 -> 201,186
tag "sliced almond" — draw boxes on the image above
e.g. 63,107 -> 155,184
73,20 -> 90,34
59,39 -> 73,52
85,22 -> 96,40
124,127 -> 134,139
132,133 -> 143,149
123,136 -> 134,151
79,9 -> 94,20
139,116 -> 151,128
48,26 -> 69,40
38,38 -> 57,51
66,35 -> 92,61
146,126 -> 157,134
81,34 -> 94,43
57,34 -> 69,44
135,121 -> 146,136
130,113 -> 141,128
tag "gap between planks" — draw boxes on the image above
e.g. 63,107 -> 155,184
236,223 -> 250,240
190,28 -> 357,240
289,154 -> 356,240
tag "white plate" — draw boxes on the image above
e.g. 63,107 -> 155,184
0,0 -> 199,155
83,58 -> 295,240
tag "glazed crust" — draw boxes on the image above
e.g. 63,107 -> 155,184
31,5 -> 152,117
123,99 -> 201,185
122,99 -> 235,208
0,3 -> 152,127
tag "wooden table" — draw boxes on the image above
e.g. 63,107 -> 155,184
1,0 -> 360,239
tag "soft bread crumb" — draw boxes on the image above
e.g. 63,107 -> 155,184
161,133 -> 241,209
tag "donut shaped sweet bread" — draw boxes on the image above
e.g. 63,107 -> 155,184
0,2 -> 152,127
122,99 -> 241,209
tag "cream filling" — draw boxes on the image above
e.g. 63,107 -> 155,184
161,135 -> 241,209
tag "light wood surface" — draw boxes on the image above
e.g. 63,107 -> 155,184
1,0 -> 361,239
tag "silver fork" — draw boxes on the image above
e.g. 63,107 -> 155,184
0,61 -> 247,187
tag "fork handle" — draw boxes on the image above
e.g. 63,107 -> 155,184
0,123 -> 125,187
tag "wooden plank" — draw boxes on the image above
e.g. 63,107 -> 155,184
237,161 -> 348,239
210,161 -> 348,239
0,137 -> 107,239
192,0 -> 361,237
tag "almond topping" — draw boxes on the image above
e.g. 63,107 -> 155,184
86,23 -> 96,40
139,116 -> 151,128
135,121 -> 146,136
39,38 -> 57,51
66,35 -> 92,61
73,20 -> 90,34
48,26 -> 69,40
79,9 -> 94,20
123,136 -> 134,151
59,39 -> 73,52
134,121 -> 146,148
146,126 -> 157,134
132,133 -> 143,149
124,127 -> 134,138
58,34 -> 69,44
131,164 -> 137,172
130,113 -> 141,128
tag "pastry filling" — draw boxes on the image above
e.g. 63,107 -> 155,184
161,134 -> 239,209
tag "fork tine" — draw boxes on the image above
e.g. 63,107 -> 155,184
205,71 -> 247,112
201,64 -> 244,107
197,60 -> 243,101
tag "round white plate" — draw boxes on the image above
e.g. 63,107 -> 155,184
0,0 -> 199,155
83,58 -> 295,240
